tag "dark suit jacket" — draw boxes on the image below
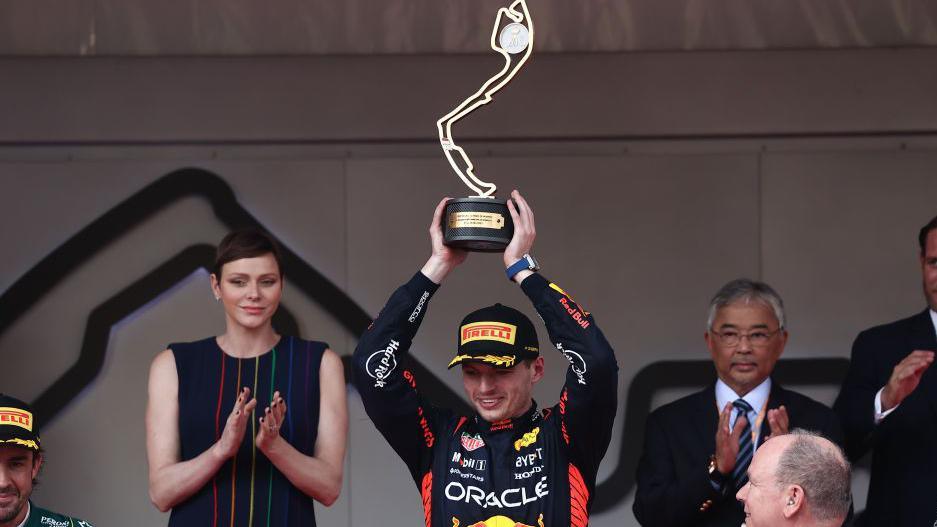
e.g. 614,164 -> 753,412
633,380 -> 844,527
834,309 -> 937,527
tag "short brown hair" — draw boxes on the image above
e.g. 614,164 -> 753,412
213,229 -> 283,278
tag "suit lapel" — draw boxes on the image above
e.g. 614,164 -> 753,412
691,384 -> 720,453
909,309 -> 937,351
909,310 -> 937,415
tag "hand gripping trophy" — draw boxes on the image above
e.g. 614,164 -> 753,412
438,0 -> 534,252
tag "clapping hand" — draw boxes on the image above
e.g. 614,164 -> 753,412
714,403 -> 748,474
881,350 -> 935,411
213,387 -> 257,460
256,390 -> 287,452
766,405 -> 789,439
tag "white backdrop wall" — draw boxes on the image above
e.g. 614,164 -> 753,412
1,49 -> 936,526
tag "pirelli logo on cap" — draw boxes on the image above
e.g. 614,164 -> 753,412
460,322 -> 517,346
0,408 -> 33,431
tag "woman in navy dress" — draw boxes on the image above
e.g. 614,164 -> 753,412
145,229 -> 347,526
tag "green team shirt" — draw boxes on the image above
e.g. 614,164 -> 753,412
23,502 -> 93,527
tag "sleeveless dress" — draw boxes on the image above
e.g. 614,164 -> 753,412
168,336 -> 325,527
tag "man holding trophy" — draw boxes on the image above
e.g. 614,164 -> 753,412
354,3 -> 618,524
353,189 -> 618,527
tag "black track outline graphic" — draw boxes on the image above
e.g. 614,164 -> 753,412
0,168 -> 470,424
0,168 -> 850,513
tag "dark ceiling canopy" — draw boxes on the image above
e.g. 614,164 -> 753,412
1,0 -> 936,56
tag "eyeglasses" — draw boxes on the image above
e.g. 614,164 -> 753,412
710,328 -> 783,347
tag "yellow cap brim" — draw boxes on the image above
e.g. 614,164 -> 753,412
448,353 -> 518,369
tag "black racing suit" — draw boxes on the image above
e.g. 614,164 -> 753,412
353,271 -> 618,527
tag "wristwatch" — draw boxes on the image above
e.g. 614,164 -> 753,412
506,254 -> 540,281
708,455 -> 728,489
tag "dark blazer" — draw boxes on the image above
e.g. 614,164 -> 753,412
834,309 -> 937,527
633,380 -> 844,527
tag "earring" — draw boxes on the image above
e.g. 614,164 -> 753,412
215,296 -> 220,301
787,498 -> 795,506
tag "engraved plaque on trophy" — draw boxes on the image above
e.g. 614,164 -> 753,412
437,0 -> 534,252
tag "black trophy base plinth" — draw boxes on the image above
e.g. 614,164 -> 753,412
442,197 -> 514,252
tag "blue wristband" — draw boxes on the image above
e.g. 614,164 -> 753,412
506,254 -> 539,281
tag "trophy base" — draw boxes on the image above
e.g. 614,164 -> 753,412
443,197 -> 514,252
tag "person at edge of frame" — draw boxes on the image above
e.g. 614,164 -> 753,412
0,393 -> 95,527
736,429 -> 851,527
834,214 -> 937,527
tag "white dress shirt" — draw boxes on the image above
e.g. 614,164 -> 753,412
15,502 -> 30,527
715,377 -> 771,451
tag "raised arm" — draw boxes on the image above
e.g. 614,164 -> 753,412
352,270 -> 444,480
255,349 -> 348,505
521,274 -> 619,458
352,197 -> 466,480
834,327 -> 935,460
145,349 -> 256,512
505,190 -> 619,468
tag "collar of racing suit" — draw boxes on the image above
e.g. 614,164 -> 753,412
473,400 -> 541,434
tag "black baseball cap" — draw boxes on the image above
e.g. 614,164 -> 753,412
0,394 -> 40,451
448,303 -> 540,369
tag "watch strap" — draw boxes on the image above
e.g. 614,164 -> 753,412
506,254 -> 537,281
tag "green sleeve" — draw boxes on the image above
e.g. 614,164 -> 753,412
26,503 -> 94,527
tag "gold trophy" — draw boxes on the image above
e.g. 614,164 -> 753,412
439,0 -> 534,252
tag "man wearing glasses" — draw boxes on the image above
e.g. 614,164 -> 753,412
633,279 -> 844,527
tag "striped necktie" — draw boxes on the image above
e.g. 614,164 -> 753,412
731,398 -> 754,489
